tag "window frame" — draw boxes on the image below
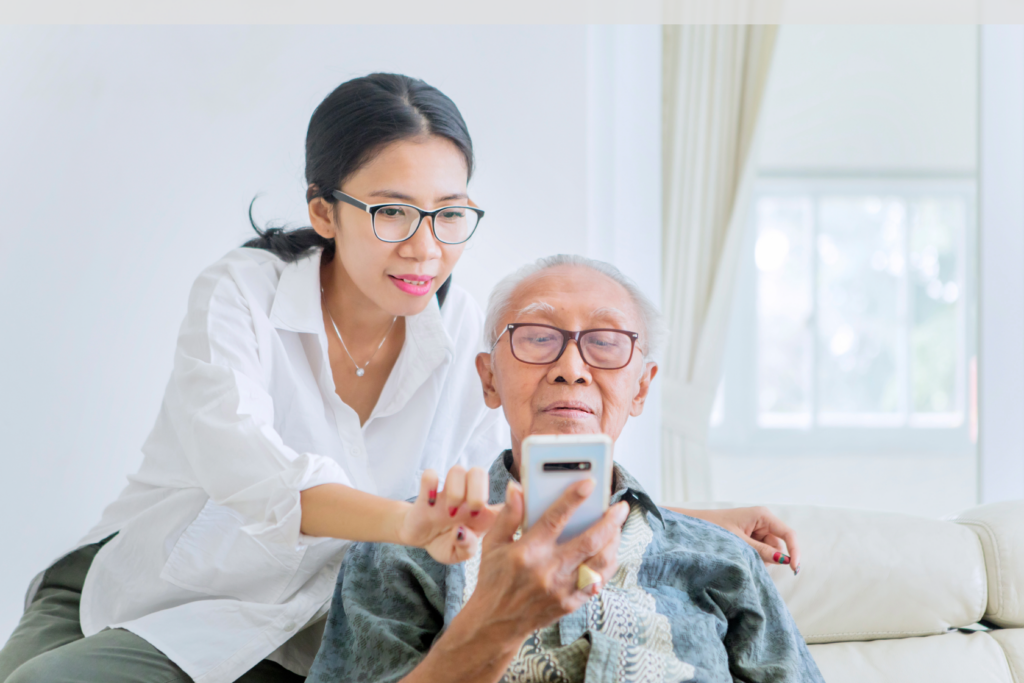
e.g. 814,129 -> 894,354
709,174 -> 978,458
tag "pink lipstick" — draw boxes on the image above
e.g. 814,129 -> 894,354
389,274 -> 434,296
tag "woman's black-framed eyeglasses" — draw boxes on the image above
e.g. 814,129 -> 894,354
491,323 -> 641,370
331,190 -> 484,245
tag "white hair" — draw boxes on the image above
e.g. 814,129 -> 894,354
484,254 -> 666,360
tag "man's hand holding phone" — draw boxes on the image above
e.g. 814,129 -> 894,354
458,478 -> 629,643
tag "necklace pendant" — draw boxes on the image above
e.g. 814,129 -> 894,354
355,368 -> 365,377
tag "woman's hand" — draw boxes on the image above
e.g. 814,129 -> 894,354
461,479 -> 630,640
673,505 -> 800,573
397,465 -> 502,564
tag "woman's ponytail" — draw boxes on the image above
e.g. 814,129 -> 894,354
244,198 -> 336,263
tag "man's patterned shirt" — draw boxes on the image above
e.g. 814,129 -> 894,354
308,451 -> 824,683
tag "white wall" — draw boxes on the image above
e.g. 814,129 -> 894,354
979,25 -> 1024,504
759,25 -> 977,173
0,25 -> 662,640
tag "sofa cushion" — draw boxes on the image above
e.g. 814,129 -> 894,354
762,505 -> 987,642
808,632 -> 1014,683
954,502 -> 1024,628
991,628 -> 1024,683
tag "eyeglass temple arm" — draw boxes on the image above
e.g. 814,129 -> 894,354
332,191 -> 371,213
489,326 -> 510,352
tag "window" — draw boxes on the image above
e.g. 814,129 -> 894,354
709,177 -> 977,456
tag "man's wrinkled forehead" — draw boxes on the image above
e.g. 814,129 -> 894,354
503,266 -> 641,329
514,301 -> 632,328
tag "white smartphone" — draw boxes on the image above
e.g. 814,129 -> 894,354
520,434 -> 613,543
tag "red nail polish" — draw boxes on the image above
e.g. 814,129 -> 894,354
456,527 -> 465,541
449,506 -> 458,517
427,490 -> 436,506
772,552 -> 782,563
470,510 -> 479,517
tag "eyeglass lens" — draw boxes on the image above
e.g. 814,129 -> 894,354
373,205 -> 480,244
510,325 -> 635,369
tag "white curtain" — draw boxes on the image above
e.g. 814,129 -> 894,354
660,25 -> 779,504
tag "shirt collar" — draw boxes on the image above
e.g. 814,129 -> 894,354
266,247 -> 454,354
268,250 -> 324,334
490,449 -> 664,526
266,248 -> 456,418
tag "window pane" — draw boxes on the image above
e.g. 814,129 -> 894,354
910,197 -> 964,422
756,196 -> 813,426
817,196 -> 904,420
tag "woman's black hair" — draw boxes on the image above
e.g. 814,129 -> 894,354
244,73 -> 474,263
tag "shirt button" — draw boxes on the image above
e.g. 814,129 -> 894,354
283,620 -> 297,631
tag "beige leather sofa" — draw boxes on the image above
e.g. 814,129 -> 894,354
757,500 -> 1024,682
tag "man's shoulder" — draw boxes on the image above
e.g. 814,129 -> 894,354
652,507 -> 762,566
344,540 -> 440,570
342,541 -> 447,588
610,462 -> 761,567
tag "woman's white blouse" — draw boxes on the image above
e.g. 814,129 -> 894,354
74,247 -> 507,683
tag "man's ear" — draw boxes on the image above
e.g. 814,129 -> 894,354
629,361 -> 659,417
308,195 -> 337,240
475,352 -> 502,409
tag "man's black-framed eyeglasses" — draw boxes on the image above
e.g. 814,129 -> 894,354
331,190 -> 484,245
491,323 -> 641,370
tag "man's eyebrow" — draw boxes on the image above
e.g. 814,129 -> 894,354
516,301 -> 556,316
592,306 -> 628,320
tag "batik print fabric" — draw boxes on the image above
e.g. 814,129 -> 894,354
461,504 -> 695,683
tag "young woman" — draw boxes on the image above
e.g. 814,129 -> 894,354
0,73 -> 800,683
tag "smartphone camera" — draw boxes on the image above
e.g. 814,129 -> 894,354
542,462 -> 592,472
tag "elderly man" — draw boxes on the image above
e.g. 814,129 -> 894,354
307,255 -> 824,683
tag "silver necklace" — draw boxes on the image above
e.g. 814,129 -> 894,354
321,288 -> 397,378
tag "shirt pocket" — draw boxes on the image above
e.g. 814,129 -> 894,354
160,499 -> 307,604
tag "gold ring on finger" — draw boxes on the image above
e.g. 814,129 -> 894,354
576,562 -> 602,591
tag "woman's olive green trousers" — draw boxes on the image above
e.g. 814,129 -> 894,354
0,539 -> 304,683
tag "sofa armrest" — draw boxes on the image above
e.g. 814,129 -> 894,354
955,502 -> 1024,628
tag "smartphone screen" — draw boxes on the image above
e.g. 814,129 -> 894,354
521,434 -> 612,543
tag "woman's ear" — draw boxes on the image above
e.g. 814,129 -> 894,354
309,196 -> 337,240
475,352 -> 502,409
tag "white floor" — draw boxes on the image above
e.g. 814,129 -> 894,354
708,452 -> 978,519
